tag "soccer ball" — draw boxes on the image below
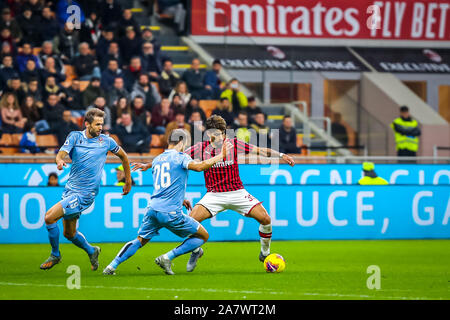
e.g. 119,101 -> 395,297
264,253 -> 286,273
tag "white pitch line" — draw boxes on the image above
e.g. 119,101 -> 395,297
0,282 -> 443,300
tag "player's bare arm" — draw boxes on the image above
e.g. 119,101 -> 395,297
55,150 -> 69,170
131,161 -> 152,172
115,147 -> 132,195
251,146 -> 295,166
188,141 -> 233,172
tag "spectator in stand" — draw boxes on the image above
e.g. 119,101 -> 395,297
19,122 -> 40,153
40,6 -> 60,42
141,27 -> 161,53
16,6 -> 42,46
168,80 -> 191,108
279,115 -> 300,154
73,42 -> 101,81
130,73 -> 161,112
0,8 -> 22,42
331,112 -> 348,146
53,109 -> 80,146
185,96 -> 206,123
101,58 -> 123,90
79,11 -> 101,48
96,27 -> 116,68
170,94 -> 184,114
21,59 -> 40,85
4,77 -> 26,104
56,22 -> 80,64
112,112 -> 150,154
0,28 -> 17,56
212,97 -> 234,128
82,76 -> 105,107
119,26 -> 142,66
111,96 -> 131,126
0,55 -> 18,91
65,79 -> 84,116
21,94 -> 42,128
42,75 -> 63,101
0,92 -> 27,133
38,41 -> 66,74
123,56 -> 143,90
182,58 -> 209,99
158,59 -> 180,97
87,96 -> 111,132
156,0 -> 187,34
204,59 -> 225,99
246,96 -> 263,123
220,78 -> 248,116
116,8 -> 140,38
250,111 -> 271,147
163,110 -> 191,147
233,111 -> 251,144
101,42 -> 123,71
189,110 -> 205,145
391,105 -> 421,158
99,0 -> 123,30
140,41 -> 162,81
42,93 -> 65,131
27,0 -> 44,16
131,95 -> 151,127
107,76 -> 129,107
24,78 -> 43,107
151,97 -> 174,134
16,43 -> 41,73
47,172 -> 59,186
40,56 -> 66,84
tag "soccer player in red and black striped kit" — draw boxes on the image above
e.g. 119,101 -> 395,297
184,115 -> 295,268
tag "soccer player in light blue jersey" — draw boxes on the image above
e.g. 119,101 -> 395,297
40,108 -> 132,271
103,129 -> 231,275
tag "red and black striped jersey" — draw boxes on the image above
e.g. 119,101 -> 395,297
185,138 -> 254,193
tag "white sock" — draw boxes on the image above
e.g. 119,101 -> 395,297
259,224 -> 272,256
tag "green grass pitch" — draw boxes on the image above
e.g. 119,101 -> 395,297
0,240 -> 449,300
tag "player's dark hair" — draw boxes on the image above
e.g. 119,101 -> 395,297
85,108 -> 105,124
205,115 -> 227,133
168,128 -> 190,146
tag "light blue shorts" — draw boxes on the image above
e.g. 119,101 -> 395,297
138,207 -> 200,240
60,190 -> 95,220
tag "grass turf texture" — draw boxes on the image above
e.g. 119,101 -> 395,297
0,240 -> 449,300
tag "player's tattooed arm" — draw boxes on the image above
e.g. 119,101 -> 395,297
55,150 -> 69,170
115,147 -> 132,195
252,146 -> 295,166
188,141 -> 233,172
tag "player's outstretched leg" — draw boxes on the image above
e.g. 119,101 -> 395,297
156,225 -> 209,275
40,203 -> 64,270
248,204 -> 272,262
103,238 -> 148,275
63,219 -> 100,270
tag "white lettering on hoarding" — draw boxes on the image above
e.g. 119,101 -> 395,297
133,192 -> 150,228
328,191 -> 349,226
269,191 -> 288,226
0,193 -> 9,229
412,191 -> 434,225
104,193 -> 123,228
296,191 -> 318,227
20,193 -> 45,229
357,191 -> 375,226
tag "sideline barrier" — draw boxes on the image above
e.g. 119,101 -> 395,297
0,164 -> 449,186
0,185 -> 448,243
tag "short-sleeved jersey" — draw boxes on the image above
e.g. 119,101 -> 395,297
60,130 -> 120,196
149,149 -> 193,212
185,138 -> 254,193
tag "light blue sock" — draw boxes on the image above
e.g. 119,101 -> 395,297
69,231 -> 95,255
110,239 -> 142,269
46,223 -> 60,257
166,237 -> 205,261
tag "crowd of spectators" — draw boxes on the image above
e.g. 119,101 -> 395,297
0,0 -> 300,155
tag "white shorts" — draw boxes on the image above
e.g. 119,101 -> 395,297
196,189 -> 262,217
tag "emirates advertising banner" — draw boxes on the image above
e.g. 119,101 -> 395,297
191,0 -> 450,42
